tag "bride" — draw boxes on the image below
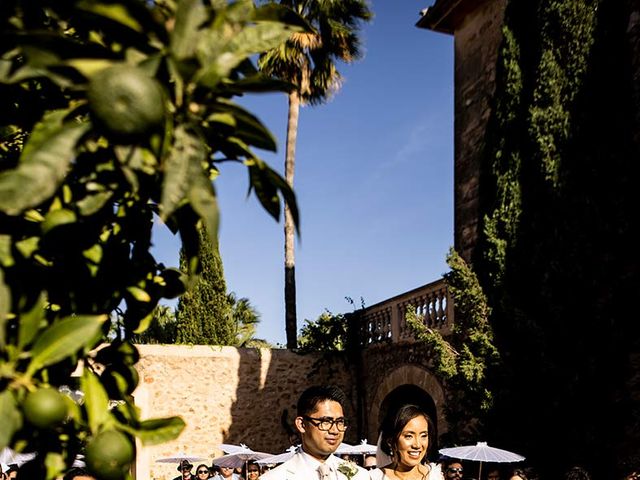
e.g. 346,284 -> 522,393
369,404 -> 443,480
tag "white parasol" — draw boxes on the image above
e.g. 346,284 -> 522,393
155,453 -> 207,464
342,439 -> 377,456
212,445 -> 271,469
255,446 -> 299,465
334,442 -> 355,455
439,441 -> 525,479
0,448 -> 36,467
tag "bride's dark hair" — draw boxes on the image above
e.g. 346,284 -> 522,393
378,404 -> 434,462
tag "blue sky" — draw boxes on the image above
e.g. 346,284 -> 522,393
152,1 -> 454,345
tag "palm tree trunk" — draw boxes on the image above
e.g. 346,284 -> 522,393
285,89 -> 300,349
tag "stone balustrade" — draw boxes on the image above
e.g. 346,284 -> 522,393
357,278 -> 453,345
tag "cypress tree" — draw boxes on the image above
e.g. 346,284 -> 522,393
176,226 -> 233,345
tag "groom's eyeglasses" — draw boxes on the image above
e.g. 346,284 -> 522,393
302,416 -> 349,432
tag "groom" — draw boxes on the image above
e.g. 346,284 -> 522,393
261,385 -> 369,480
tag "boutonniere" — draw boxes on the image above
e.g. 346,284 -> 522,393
337,461 -> 359,480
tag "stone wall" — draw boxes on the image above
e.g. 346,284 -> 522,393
132,345 -> 357,480
453,0 -> 506,264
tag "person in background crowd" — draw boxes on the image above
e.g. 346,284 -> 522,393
4,465 -> 18,480
564,466 -> 591,480
370,404 -> 443,480
486,467 -> 501,480
62,467 -> 96,480
244,461 -> 261,480
509,468 -> 527,480
173,460 -> 195,480
260,384 -> 369,480
443,459 -> 464,480
363,454 -> 377,471
195,464 -> 211,479
213,465 -> 241,480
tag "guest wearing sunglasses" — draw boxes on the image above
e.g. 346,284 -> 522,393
195,464 -> 211,479
260,385 -> 369,480
444,460 -> 464,480
364,454 -> 377,471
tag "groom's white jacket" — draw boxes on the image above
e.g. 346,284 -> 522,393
260,450 -> 370,480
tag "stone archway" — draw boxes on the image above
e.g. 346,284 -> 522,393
367,365 -> 447,443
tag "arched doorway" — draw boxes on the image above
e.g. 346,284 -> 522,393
367,365 -> 447,447
378,384 -> 439,451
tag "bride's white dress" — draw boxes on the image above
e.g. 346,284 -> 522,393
368,464 -> 444,480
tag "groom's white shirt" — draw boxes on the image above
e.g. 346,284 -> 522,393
260,448 -> 370,480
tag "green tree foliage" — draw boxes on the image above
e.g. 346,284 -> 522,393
131,305 -> 177,345
0,1 -> 304,477
227,292 -> 267,347
467,0 -> 640,475
407,248 -> 499,443
297,310 -> 350,352
176,226 -> 233,344
259,0 -> 372,349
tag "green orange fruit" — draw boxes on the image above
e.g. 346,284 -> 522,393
85,430 -> 134,480
23,387 -> 68,429
87,65 -> 165,138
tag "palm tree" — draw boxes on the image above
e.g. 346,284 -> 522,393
259,0 -> 372,349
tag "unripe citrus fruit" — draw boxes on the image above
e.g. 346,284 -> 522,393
87,65 -> 165,138
23,387 -> 68,429
85,430 -> 134,480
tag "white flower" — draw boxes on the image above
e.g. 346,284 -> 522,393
337,461 -> 359,480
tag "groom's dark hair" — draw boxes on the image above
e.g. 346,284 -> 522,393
297,385 -> 347,416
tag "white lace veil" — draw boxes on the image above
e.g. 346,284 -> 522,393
375,432 -> 393,468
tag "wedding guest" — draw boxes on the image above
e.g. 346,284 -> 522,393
195,464 -> 211,479
443,460 -> 464,480
564,466 -> 591,480
370,404 -> 443,480
173,460 -> 195,480
260,385 -> 369,480
364,455 -> 377,471
244,461 -> 261,480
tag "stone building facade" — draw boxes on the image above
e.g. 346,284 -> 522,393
417,0 -> 507,265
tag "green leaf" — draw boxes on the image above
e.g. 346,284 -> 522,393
18,292 -> 47,351
188,170 -> 220,244
160,126 -> 206,221
63,58 -> 115,78
26,315 -> 106,376
227,22 -> 297,58
44,452 -> 66,480
0,111 -> 89,215
133,309 -> 155,335
253,4 -> 313,31
0,235 -> 14,267
127,286 -> 151,303
77,191 -> 114,216
81,368 -> 110,434
76,1 -> 143,33
171,0 -> 208,60
247,158 -> 299,233
132,417 -> 186,446
0,390 -> 22,450
209,100 -> 277,151
0,268 -> 9,347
